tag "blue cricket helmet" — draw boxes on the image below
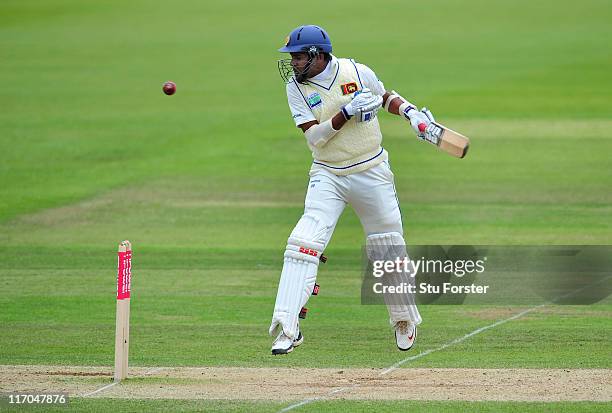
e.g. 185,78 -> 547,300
279,25 -> 332,54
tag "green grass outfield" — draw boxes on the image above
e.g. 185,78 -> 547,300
2,400 -> 610,413
1,0 -> 611,411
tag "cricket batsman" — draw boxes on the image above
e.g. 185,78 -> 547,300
269,25 -> 436,355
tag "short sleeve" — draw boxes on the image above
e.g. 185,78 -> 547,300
355,63 -> 386,96
286,81 -> 316,126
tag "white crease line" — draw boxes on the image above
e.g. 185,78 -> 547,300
380,304 -> 546,375
277,384 -> 360,413
277,397 -> 320,413
277,303 -> 545,412
81,381 -> 118,397
277,274 -> 612,412
81,366 -> 165,397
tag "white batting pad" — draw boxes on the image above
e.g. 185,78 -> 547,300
366,232 -> 422,326
269,213 -> 329,339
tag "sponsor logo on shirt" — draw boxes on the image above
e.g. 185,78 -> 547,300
307,92 -> 322,108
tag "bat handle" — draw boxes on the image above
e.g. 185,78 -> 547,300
418,123 -> 427,133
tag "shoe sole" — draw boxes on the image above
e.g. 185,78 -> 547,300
396,327 -> 417,351
271,332 -> 303,355
271,345 -> 294,355
293,333 -> 304,347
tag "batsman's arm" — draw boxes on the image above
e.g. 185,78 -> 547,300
297,112 -> 348,148
382,92 -> 404,115
383,91 -> 470,158
298,89 -> 381,147
298,112 -> 347,134
383,90 -> 430,134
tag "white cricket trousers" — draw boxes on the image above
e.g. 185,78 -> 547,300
269,160 -> 421,338
305,161 -> 403,242
301,161 -> 421,326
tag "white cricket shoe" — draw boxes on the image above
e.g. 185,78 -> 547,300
293,330 -> 304,347
394,321 -> 417,351
271,328 -> 303,355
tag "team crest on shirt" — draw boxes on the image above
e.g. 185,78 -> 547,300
340,82 -> 359,95
307,92 -> 322,108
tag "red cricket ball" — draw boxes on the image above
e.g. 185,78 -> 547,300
162,81 -> 176,95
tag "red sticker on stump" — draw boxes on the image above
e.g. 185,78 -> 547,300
117,250 -> 132,300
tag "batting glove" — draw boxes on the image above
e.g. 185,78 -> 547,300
355,94 -> 383,122
420,107 -> 435,123
342,88 -> 383,122
418,107 -> 444,144
403,106 -> 432,137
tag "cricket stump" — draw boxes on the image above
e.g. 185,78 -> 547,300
114,240 -> 132,382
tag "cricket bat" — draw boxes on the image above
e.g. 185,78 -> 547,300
418,122 -> 470,159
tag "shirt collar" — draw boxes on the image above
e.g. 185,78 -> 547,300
307,54 -> 339,88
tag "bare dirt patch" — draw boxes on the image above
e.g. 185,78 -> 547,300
1,365 -> 610,402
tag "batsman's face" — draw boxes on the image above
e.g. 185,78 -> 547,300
290,52 -> 309,73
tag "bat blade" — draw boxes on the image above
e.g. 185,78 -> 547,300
420,122 -> 470,159
437,124 -> 470,159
